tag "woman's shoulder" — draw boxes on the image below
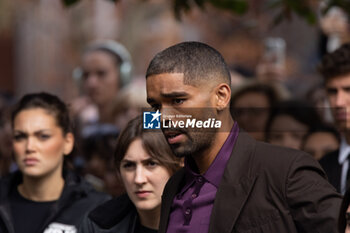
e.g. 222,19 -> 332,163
83,194 -> 137,231
0,171 -> 22,201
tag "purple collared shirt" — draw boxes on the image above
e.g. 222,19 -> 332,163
166,123 -> 239,233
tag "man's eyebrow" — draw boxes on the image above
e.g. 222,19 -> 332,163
147,92 -> 189,104
13,129 -> 51,133
325,86 -> 350,92
161,92 -> 188,98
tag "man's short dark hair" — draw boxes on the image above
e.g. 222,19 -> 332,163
319,43 -> 350,83
146,41 -> 231,86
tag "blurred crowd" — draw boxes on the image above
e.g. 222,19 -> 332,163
3,0 -> 350,232
0,4 -> 350,200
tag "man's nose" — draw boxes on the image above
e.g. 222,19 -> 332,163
335,90 -> 347,107
161,107 -> 175,122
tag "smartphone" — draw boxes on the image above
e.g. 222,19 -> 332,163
263,37 -> 286,69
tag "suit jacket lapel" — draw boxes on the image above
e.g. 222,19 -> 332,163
209,131 -> 258,233
158,168 -> 186,233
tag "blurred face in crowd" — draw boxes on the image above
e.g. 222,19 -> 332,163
146,73 -> 219,158
320,7 -> 349,38
267,114 -> 308,150
303,132 -> 339,161
12,108 -> 74,179
120,138 -> 171,213
82,51 -> 120,106
232,92 -> 270,141
325,74 -> 350,130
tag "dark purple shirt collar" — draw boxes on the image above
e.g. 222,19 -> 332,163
184,122 -> 239,188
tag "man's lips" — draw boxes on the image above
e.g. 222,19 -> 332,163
167,134 -> 185,144
163,130 -> 186,144
335,110 -> 348,121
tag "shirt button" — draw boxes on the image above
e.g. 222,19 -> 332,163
185,209 -> 191,215
197,177 -> 203,183
191,193 -> 197,199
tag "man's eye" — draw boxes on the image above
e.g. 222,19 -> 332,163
173,99 -> 185,105
326,88 -> 337,95
152,104 -> 161,111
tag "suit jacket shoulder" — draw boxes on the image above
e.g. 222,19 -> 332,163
210,131 -> 341,233
319,150 -> 341,192
159,168 -> 186,233
159,131 -> 342,233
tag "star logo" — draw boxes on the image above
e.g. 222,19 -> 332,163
143,110 -> 161,129
151,110 -> 161,123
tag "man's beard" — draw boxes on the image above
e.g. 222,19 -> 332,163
168,128 -> 217,158
164,107 -> 218,158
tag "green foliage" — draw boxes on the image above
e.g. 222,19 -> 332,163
173,0 -> 248,19
209,0 -> 248,14
268,0 -> 317,25
62,0 -> 80,7
174,0 -> 192,19
324,0 -> 350,15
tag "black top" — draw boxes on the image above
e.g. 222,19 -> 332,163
0,171 -> 110,233
319,150 -> 341,192
134,218 -> 157,233
10,188 -> 56,233
79,194 -> 159,233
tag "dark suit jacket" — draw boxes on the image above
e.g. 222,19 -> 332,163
319,150 -> 341,193
159,131 -> 342,233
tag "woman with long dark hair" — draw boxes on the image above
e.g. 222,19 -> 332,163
0,92 -> 109,233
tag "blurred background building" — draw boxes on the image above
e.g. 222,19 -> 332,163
0,0 -> 329,100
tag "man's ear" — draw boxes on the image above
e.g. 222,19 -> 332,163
215,83 -> 231,110
63,133 -> 75,156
